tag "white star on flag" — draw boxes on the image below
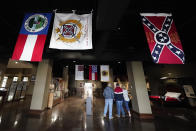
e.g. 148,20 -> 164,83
169,45 -> 173,49
157,45 -> 161,48
159,33 -> 163,37
176,51 -> 181,54
160,38 -> 164,42
153,56 -> 157,60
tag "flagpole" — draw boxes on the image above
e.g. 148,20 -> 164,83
91,9 -> 93,14
72,10 -> 76,14
53,9 -> 57,13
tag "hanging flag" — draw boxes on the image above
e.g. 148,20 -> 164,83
140,13 -> 185,64
89,65 -> 97,80
100,65 -> 109,82
75,65 -> 84,80
49,13 -> 92,50
12,13 -> 52,61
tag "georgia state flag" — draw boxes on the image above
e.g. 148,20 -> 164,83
89,65 -> 97,80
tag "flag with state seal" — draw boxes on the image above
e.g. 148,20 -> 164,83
49,13 -> 92,50
12,13 -> 52,61
140,13 -> 185,64
100,65 -> 110,82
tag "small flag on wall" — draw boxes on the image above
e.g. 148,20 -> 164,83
49,13 -> 92,50
140,13 -> 185,64
89,65 -> 97,80
100,65 -> 109,82
12,13 -> 52,61
183,85 -> 196,98
75,65 -> 84,80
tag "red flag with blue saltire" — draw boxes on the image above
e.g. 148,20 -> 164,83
89,65 -> 97,80
140,13 -> 185,64
12,13 -> 52,61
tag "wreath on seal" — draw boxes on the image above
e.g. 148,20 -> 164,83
102,70 -> 108,76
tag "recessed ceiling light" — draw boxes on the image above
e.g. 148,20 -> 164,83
168,73 -> 172,76
160,76 -> 168,80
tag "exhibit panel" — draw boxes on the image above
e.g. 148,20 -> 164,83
47,77 -> 68,108
7,76 -> 29,102
7,81 -> 18,102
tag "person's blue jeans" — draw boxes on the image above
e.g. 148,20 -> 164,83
124,100 -> 130,112
116,101 -> 125,116
104,99 -> 113,118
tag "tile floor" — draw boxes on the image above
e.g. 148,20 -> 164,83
0,96 -> 196,131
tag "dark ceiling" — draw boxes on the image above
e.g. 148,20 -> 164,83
0,0 -> 196,65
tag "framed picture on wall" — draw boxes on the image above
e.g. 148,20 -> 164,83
31,75 -> 36,81
79,82 -> 84,88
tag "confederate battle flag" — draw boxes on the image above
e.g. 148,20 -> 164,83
140,13 -> 185,64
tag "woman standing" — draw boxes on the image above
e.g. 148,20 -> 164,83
122,85 -> 131,117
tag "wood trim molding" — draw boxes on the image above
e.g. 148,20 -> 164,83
53,98 -> 61,107
29,109 -> 43,114
132,110 -> 154,119
28,109 -> 44,117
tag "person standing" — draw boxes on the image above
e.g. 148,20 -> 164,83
114,83 -> 125,117
103,83 -> 114,119
122,86 -> 131,117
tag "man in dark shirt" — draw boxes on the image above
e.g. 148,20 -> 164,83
114,83 -> 125,117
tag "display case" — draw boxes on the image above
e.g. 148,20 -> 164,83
7,76 -> 28,102
0,88 -> 7,104
47,78 -> 66,108
7,82 -> 17,102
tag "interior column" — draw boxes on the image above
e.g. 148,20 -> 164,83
126,61 -> 153,119
30,59 -> 52,112
109,68 -> 114,84
0,60 -> 8,85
